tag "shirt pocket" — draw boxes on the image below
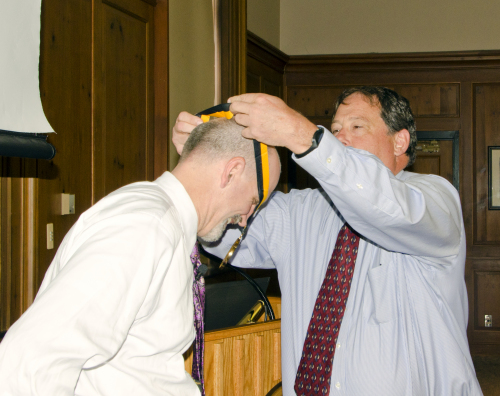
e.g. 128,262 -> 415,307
365,260 -> 398,325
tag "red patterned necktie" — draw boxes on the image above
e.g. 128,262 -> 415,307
294,223 -> 359,396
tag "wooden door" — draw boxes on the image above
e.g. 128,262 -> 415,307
93,0 -> 155,203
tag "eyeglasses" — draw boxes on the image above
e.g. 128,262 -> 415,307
196,104 -> 271,268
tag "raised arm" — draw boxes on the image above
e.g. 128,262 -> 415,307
296,130 -> 462,262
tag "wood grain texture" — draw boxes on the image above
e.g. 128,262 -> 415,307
407,140 -> 454,184
184,320 -> 282,396
220,0 -> 247,102
93,0 -> 155,203
153,0 -> 169,177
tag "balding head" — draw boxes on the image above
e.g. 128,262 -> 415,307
172,116 -> 281,241
180,118 -> 255,173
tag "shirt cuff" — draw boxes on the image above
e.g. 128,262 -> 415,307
292,126 -> 346,181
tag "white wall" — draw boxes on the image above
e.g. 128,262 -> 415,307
247,0 -> 280,48
280,0 -> 500,55
169,0 -> 215,169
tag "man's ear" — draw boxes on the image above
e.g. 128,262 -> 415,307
394,129 -> 410,157
220,157 -> 246,188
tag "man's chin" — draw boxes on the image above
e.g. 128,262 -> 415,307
198,221 -> 228,243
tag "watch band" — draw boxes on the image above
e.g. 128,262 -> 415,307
295,128 -> 324,158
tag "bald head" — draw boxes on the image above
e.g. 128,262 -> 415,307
180,118 -> 255,171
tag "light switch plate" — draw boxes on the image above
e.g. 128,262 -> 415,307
47,223 -> 54,250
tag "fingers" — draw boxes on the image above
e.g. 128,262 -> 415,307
231,98 -> 261,117
172,111 -> 202,155
175,111 -> 202,133
228,93 -> 262,104
233,113 -> 252,127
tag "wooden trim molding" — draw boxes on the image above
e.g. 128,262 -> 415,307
139,0 -> 157,6
247,31 -> 289,73
205,319 -> 281,342
220,0 -> 247,102
154,0 -> 169,177
287,50 -> 500,72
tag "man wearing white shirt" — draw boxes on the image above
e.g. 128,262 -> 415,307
173,87 -> 483,395
0,118 -> 281,396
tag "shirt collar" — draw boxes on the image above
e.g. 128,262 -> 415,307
154,171 -> 198,250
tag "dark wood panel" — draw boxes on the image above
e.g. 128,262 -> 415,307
93,0 -> 154,202
475,271 -> 500,329
286,51 -> 500,74
474,84 -> 500,244
408,141 -> 454,185
391,84 -> 459,117
153,0 -> 169,177
262,78 -> 281,98
287,87 -> 343,118
287,84 -> 459,119
38,0 -> 93,289
247,70 -> 261,94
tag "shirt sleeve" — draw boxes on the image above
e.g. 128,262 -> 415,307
294,127 -> 463,262
0,212 -> 177,395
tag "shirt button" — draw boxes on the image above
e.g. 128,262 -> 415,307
337,343 -> 341,349
327,157 -> 332,163
335,382 -> 341,389
356,183 -> 363,189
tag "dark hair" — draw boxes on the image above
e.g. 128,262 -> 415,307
333,86 -> 417,167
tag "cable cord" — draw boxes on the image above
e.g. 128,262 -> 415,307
226,264 -> 275,321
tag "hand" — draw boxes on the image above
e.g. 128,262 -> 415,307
172,111 -> 203,155
228,93 -> 317,154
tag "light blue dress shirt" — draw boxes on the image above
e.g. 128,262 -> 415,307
204,129 -> 483,396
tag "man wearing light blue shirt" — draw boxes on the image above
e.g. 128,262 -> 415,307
173,87 -> 483,395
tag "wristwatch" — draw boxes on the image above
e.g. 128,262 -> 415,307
295,128 -> 324,158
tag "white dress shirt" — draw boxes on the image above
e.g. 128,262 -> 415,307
0,172 -> 201,396
205,129 -> 483,395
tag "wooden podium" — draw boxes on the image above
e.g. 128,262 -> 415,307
185,298 -> 282,396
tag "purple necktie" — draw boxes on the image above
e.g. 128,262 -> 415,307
191,243 -> 205,396
294,224 -> 359,396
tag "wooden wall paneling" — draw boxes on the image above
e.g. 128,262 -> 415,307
473,84 -> 500,244
408,140 -> 454,185
0,159 -> 38,330
38,0 -> 93,289
475,271 -> 500,329
153,0 -> 169,177
470,259 -> 500,353
247,32 -> 290,194
93,0 -> 155,203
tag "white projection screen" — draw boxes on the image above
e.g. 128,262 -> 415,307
0,0 -> 54,134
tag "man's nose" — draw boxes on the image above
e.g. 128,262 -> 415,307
239,204 -> 257,227
238,216 -> 248,227
335,129 -> 349,146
